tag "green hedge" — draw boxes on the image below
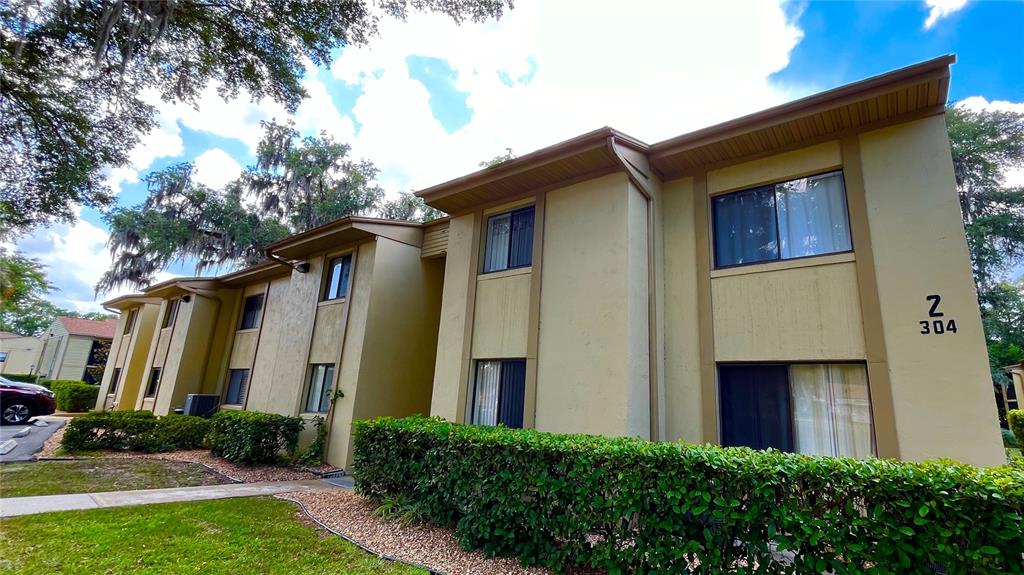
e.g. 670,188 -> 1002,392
1,373 -> 40,384
61,411 -> 211,453
206,411 -> 303,465
50,380 -> 99,412
1011,410 -> 1024,449
353,417 -> 1024,574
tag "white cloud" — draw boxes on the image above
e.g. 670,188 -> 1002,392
193,148 -> 243,189
956,96 -> 1024,187
332,0 -> 806,193
105,90 -> 185,194
924,0 -> 969,29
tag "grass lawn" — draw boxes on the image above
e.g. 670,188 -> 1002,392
0,459 -> 232,498
0,497 -> 424,575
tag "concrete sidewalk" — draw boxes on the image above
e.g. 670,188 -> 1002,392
0,479 -> 336,518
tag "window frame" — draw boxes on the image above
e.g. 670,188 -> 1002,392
161,298 -> 179,329
109,367 -> 122,395
223,368 -> 250,406
145,367 -> 162,398
711,170 -> 853,270
322,254 -> 353,302
123,308 -> 138,335
303,363 -> 336,414
481,205 -> 536,275
717,361 -> 876,458
238,293 -> 265,331
469,358 -> 527,428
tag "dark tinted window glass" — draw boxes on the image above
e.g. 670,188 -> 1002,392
162,299 -> 179,329
109,368 -> 122,395
224,369 -> 249,405
719,364 -> 793,452
483,206 -> 534,273
323,256 -> 352,300
713,186 -> 778,267
145,368 -> 162,398
239,294 -> 264,330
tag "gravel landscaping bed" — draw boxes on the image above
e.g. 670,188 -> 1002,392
279,490 -> 601,575
36,421 -> 325,483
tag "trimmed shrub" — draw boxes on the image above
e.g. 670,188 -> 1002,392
61,410 -> 210,453
1005,427 -> 1020,448
353,416 -> 1024,574
207,410 -> 303,465
50,380 -> 99,412
1011,410 -> 1024,449
296,416 -> 328,467
2,373 -> 40,384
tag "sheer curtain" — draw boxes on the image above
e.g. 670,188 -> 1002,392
776,171 -> 851,259
483,214 -> 511,272
790,364 -> 836,456
713,187 -> 778,267
790,363 -> 874,458
473,361 -> 500,425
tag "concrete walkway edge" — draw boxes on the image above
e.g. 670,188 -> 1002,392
0,479 -> 336,518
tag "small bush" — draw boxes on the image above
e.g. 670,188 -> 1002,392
1010,410 -> 1024,448
50,380 -> 99,412
296,416 -> 327,467
61,411 -> 210,453
354,416 -> 1024,574
207,410 -> 302,465
2,374 -> 40,384
1005,427 -> 1020,448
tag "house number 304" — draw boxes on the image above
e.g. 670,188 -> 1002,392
920,294 -> 957,335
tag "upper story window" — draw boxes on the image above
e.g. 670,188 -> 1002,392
712,170 -> 852,268
323,255 -> 352,301
239,294 -> 264,330
123,308 -> 138,335
161,299 -> 179,329
483,205 -> 535,273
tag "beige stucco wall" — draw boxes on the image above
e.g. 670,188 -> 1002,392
229,331 -> 258,369
0,336 -> 42,375
153,294 -> 222,415
712,261 -> 866,362
661,176 -> 703,443
535,173 -> 650,438
430,213 -> 476,421
471,270 -> 531,359
244,275 -> 294,412
858,115 -> 1004,466
109,304 -> 158,411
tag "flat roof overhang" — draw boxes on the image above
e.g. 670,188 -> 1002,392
264,216 -> 424,260
415,127 -> 648,214
218,260 -> 290,287
649,55 -> 955,178
100,294 -> 164,310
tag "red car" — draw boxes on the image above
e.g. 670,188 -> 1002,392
0,376 -> 56,425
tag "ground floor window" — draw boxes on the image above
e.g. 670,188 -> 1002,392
719,362 -> 874,458
145,367 -> 162,398
471,359 -> 526,428
109,367 -> 122,395
304,364 -> 335,413
224,368 -> 249,406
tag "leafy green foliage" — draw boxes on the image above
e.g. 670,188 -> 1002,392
354,417 -> 1024,574
479,147 -> 517,167
296,416 -> 328,467
1004,427 -> 1020,448
1010,410 -> 1024,449
0,251 -> 114,335
207,410 -> 303,465
50,380 -> 99,412
379,191 -> 446,222
61,410 -> 210,453
1,0 -> 509,239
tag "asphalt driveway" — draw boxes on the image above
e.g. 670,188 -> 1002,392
0,417 -> 66,463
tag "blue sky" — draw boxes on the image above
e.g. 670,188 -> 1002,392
14,0 -> 1024,313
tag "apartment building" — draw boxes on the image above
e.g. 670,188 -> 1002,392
0,332 -> 43,375
98,55 -> 1004,468
98,217 -> 443,466
36,317 -> 118,384
420,55 -> 1004,467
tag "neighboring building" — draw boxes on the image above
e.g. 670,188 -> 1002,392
97,55 -> 1004,469
98,217 -> 444,467
1000,363 -> 1022,419
0,332 -> 43,375
37,317 -> 118,384
419,54 -> 1005,467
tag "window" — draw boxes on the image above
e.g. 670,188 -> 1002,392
471,359 -> 526,428
712,171 -> 851,268
123,308 -> 138,335
109,368 -> 122,395
304,364 -> 335,413
0,351 -> 7,362
323,255 -> 352,301
162,299 -> 179,329
239,294 -> 264,330
483,206 -> 535,273
145,367 -> 162,398
719,363 -> 874,458
224,369 -> 250,405
1008,380 -> 1019,411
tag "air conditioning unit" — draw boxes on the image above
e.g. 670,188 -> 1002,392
183,394 -> 221,417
